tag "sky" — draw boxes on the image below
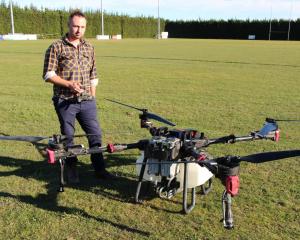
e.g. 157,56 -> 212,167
5,0 -> 300,20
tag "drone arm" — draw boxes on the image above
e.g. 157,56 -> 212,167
193,135 -> 247,148
47,140 -> 149,163
193,120 -> 279,148
106,140 -> 148,153
234,131 -> 278,142
206,135 -> 236,146
203,130 -> 278,147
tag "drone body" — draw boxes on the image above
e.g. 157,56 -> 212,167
1,99 -> 298,230
44,99 -> 283,229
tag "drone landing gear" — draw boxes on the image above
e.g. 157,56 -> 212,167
200,178 -> 213,195
135,157 -> 148,203
222,190 -> 234,229
182,161 -> 196,214
58,158 -> 65,192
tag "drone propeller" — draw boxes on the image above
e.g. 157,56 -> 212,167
204,150 -> 300,171
239,150 -> 300,164
145,112 -> 176,127
105,98 -> 176,126
266,117 -> 300,122
0,135 -> 50,143
0,133 -> 100,143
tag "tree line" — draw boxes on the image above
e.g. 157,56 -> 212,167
165,19 -> 300,40
0,3 -> 164,38
0,2 -> 299,40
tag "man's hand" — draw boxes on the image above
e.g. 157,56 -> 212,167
69,81 -> 84,94
46,76 -> 84,94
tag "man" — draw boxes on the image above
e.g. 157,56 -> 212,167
43,10 -> 114,182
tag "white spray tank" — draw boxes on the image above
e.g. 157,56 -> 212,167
136,151 -> 213,191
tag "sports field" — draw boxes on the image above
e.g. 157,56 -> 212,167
0,39 -> 299,239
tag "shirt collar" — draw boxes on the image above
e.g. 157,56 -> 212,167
62,33 -> 86,47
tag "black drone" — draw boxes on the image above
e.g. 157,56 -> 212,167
1,99 -> 299,229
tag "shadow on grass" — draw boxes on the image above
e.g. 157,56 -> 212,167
72,154 -> 158,203
0,191 -> 150,237
0,155 -> 152,236
0,152 -> 197,212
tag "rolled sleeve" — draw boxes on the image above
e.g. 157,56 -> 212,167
44,71 -> 57,81
43,45 -> 58,80
90,78 -> 99,87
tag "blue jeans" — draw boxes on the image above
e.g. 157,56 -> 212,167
53,97 -> 106,172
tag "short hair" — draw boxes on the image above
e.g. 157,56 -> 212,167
68,10 -> 86,23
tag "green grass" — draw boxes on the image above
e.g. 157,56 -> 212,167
0,38 -> 300,239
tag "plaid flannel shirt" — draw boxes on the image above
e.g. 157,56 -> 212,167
43,35 -> 98,99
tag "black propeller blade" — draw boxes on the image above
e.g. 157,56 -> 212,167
105,98 -> 176,126
105,98 -> 145,112
239,150 -> 300,164
0,134 -> 101,143
266,117 -> 300,122
145,112 -> 176,127
0,135 -> 49,143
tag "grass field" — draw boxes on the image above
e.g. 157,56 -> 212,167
0,38 -> 299,239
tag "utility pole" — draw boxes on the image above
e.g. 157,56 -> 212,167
268,6 -> 272,40
101,0 -> 104,35
287,0 -> 293,41
287,18 -> 291,41
10,0 -> 15,34
157,0 -> 160,39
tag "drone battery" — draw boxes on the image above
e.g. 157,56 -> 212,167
46,148 -> 56,164
226,176 -> 239,196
